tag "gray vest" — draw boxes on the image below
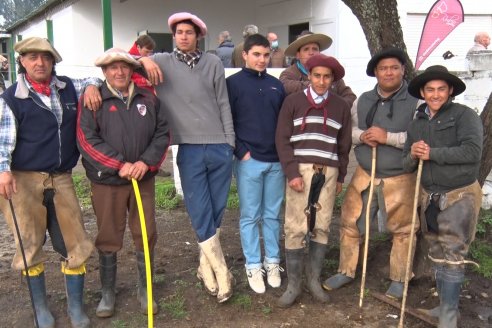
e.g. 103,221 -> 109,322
354,82 -> 418,177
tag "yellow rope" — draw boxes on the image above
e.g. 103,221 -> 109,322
132,178 -> 153,327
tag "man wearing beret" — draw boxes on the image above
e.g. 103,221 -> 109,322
324,48 -> 420,300
403,65 -> 483,328
279,30 -> 356,107
77,48 -> 170,317
0,37 -> 102,328
139,12 -> 235,303
275,54 -> 351,307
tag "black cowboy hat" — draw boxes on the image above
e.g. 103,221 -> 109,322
366,48 -> 407,77
408,65 -> 466,99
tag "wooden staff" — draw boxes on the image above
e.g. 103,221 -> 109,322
359,146 -> 377,308
398,159 -> 424,328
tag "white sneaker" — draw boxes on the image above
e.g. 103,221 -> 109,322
263,261 -> 284,288
246,267 -> 266,294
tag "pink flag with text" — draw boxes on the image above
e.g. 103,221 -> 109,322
415,0 -> 464,70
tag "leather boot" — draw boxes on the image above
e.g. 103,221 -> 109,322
96,252 -> 117,318
136,251 -> 158,314
437,268 -> 463,328
65,274 -> 90,328
199,234 -> 233,303
277,248 -> 304,308
29,272 -> 55,328
197,248 -> 218,296
305,241 -> 330,303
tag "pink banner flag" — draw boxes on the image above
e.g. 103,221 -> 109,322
415,0 -> 464,70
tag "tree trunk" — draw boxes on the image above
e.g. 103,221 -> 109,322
341,0 -> 416,80
478,92 -> 492,187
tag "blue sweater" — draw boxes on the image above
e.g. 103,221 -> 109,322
227,68 -> 286,162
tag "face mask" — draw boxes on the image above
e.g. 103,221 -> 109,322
271,40 -> 279,49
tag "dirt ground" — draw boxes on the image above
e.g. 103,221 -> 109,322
0,155 -> 491,327
0,205 -> 491,328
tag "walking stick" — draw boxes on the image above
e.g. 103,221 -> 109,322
398,159 -> 423,328
359,146 -> 377,308
131,179 -> 154,328
9,199 -> 40,328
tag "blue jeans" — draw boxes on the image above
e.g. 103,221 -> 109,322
177,144 -> 233,242
235,158 -> 285,269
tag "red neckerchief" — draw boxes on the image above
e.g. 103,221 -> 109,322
301,90 -> 330,133
25,74 -> 51,97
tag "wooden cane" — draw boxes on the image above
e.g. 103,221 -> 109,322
359,146 -> 377,308
398,159 -> 423,328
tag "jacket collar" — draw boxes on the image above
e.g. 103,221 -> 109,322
14,74 -> 66,99
242,67 -> 267,78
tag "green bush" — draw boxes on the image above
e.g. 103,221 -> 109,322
469,240 -> 492,278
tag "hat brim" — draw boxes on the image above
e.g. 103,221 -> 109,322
366,48 -> 407,77
284,34 -> 332,57
408,71 -> 466,99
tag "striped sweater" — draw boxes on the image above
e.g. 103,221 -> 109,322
275,90 -> 352,183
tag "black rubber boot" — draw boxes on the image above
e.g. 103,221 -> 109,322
385,281 -> 404,300
30,272 -> 55,328
136,251 -> 158,314
277,248 -> 304,308
305,241 -> 330,303
96,252 -> 117,318
65,274 -> 90,328
437,268 -> 463,328
323,273 -> 354,290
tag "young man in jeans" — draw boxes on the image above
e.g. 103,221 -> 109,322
227,34 -> 286,293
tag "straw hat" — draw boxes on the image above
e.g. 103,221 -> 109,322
284,31 -> 332,57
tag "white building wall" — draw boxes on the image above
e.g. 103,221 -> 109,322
7,0 -> 492,101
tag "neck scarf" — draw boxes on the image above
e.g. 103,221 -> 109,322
296,60 -> 309,76
25,74 -> 52,97
365,82 -> 403,128
300,89 -> 330,133
174,48 -> 202,69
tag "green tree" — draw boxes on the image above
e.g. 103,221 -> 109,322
0,0 -> 47,30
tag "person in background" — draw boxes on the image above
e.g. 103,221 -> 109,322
77,47 -> 170,318
227,34 -> 286,294
403,65 -> 483,328
280,30 -> 356,107
232,24 -> 259,68
128,34 -> 156,93
323,48 -> 420,301
216,30 -> 234,68
275,54 -> 351,308
267,32 -> 286,68
0,54 -> 8,93
139,11 -> 235,303
0,36 -> 102,328
466,31 -> 490,57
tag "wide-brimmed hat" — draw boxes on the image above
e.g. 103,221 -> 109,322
408,65 -> 466,99
168,12 -> 207,37
284,31 -> 332,57
14,37 -> 62,63
366,48 -> 406,77
305,54 -> 345,82
94,48 -> 141,68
